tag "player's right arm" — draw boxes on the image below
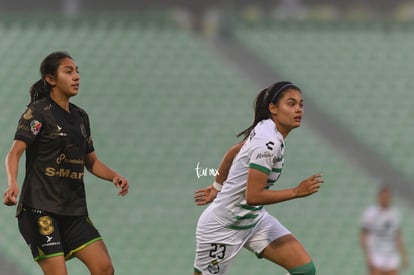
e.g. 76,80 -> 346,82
194,141 -> 245,206
4,140 -> 27,206
215,141 -> 245,184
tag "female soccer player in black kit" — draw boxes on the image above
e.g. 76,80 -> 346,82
3,51 -> 129,275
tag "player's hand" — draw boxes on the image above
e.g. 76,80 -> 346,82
194,185 -> 218,206
293,173 -> 324,198
113,175 -> 128,196
3,185 -> 19,206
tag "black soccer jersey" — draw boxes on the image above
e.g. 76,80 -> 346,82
14,97 -> 94,216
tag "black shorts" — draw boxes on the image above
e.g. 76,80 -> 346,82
18,206 -> 102,261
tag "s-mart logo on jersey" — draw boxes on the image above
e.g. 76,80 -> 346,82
195,161 -> 219,179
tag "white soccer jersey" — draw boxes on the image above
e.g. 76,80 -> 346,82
209,119 -> 285,230
361,205 -> 401,255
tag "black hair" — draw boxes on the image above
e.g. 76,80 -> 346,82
28,51 -> 73,105
236,81 -> 301,140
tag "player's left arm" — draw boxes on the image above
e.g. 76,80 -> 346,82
246,169 -> 323,205
84,151 -> 128,196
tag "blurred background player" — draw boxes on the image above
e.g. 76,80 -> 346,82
360,185 -> 408,275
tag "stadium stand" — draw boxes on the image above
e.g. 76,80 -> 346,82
0,16 -> 413,274
234,20 -> 414,274
234,21 -> 414,180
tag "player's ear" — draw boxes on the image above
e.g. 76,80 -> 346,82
269,103 -> 277,116
45,74 -> 56,87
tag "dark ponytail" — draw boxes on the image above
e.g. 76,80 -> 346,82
29,79 -> 50,105
236,81 -> 301,140
236,88 -> 269,140
28,51 -> 73,105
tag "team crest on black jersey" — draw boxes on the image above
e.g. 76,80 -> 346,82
30,120 -> 42,136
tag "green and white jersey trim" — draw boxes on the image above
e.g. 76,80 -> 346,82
210,119 -> 285,230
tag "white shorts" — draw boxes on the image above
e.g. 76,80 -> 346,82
194,209 -> 291,274
370,253 -> 401,271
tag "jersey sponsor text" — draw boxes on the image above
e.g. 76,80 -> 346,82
45,167 -> 84,179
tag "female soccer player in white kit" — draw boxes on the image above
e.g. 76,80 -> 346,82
193,81 -> 324,275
